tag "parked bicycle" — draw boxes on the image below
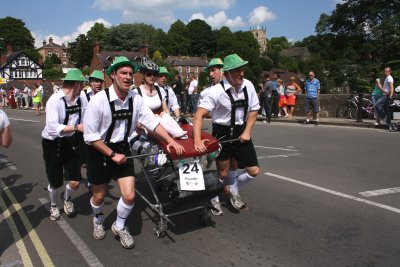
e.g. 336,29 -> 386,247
336,94 -> 376,119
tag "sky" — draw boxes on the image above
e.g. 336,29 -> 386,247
1,0 -> 344,48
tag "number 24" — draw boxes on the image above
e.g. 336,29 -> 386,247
182,163 -> 199,174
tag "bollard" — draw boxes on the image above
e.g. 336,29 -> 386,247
356,93 -> 363,122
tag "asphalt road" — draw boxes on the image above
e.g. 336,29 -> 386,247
1,108 -> 399,267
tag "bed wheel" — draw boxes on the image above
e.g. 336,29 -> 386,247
389,123 -> 399,132
154,224 -> 167,238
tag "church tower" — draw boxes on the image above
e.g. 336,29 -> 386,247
250,25 -> 267,52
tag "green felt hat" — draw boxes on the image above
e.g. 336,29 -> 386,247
106,56 -> 138,75
63,68 -> 86,82
89,70 -> 104,81
223,54 -> 248,71
207,58 -> 224,70
158,66 -> 171,76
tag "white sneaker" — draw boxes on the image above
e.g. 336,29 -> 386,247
93,218 -> 106,240
50,206 -> 61,221
210,199 -> 223,216
229,193 -> 245,210
63,198 -> 75,215
111,222 -> 135,249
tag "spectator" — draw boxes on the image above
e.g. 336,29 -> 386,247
372,72 -> 384,122
304,71 -> 320,125
14,87 -> 22,109
271,74 -> 279,118
7,87 -> 17,109
285,76 -> 302,117
172,73 -> 184,108
32,84 -> 41,115
1,87 -> 7,107
0,109 -> 12,148
37,81 -> 44,110
375,67 -> 394,125
261,73 -> 274,123
277,79 -> 288,117
187,72 -> 198,115
22,84 -> 30,109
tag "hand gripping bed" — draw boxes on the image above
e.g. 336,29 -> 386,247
131,123 -> 224,237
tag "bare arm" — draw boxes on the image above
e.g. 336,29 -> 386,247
161,101 -> 169,113
0,126 -> 12,148
90,140 -> 126,165
240,110 -> 258,143
193,107 -> 210,153
153,124 -> 185,155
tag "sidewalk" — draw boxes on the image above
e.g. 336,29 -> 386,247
256,115 -> 389,129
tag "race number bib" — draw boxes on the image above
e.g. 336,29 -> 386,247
178,160 -> 205,191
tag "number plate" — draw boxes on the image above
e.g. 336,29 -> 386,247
178,160 -> 205,191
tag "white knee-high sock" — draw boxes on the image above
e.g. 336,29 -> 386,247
64,183 -> 76,201
237,170 -> 255,188
91,197 -> 104,224
48,184 -> 60,207
116,197 -> 134,230
160,114 -> 187,138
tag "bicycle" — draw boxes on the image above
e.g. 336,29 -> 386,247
336,94 -> 376,119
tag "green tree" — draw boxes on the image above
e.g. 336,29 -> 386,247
86,22 -> 108,43
68,34 -> 92,68
166,20 -> 190,56
0,16 -> 34,53
187,19 -> 215,57
44,54 -> 61,69
43,69 -> 64,80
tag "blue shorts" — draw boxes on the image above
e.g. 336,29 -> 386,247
305,98 -> 319,113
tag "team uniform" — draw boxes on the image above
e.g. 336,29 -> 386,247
84,85 -> 159,185
156,83 -> 180,113
199,78 -> 260,168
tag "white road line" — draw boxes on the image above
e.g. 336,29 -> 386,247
265,172 -> 400,215
0,158 -> 17,170
9,118 -> 40,123
359,187 -> 400,197
38,198 -> 104,267
258,153 -> 301,159
254,145 -> 298,152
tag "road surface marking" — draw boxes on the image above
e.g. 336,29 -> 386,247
359,187 -> 400,197
8,118 -> 40,123
258,153 -> 301,159
0,158 -> 17,171
0,181 -> 54,266
254,145 -> 298,152
265,172 -> 400,215
0,192 -> 33,267
39,198 -> 104,267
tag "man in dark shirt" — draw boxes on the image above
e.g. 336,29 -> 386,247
262,73 -> 274,123
172,73 -> 183,109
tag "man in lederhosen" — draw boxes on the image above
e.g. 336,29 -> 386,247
84,56 -> 184,249
42,69 -> 86,221
193,54 -> 260,211
156,66 -> 181,118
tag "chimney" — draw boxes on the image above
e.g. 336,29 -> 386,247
93,40 -> 100,55
43,40 -> 47,47
49,37 -> 53,45
6,44 -> 12,56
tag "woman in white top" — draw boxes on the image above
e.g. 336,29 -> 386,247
134,57 -> 187,139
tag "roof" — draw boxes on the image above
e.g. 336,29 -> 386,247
37,43 -> 66,50
167,58 -> 208,67
281,47 -> 310,60
1,51 -> 42,68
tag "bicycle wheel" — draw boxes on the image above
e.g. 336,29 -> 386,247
348,103 -> 358,119
336,103 -> 349,118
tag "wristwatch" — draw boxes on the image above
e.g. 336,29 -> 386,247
74,125 -> 78,132
109,151 -> 116,158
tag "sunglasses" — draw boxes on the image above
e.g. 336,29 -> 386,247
145,72 -> 158,77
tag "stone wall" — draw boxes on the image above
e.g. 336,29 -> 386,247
292,94 -> 354,118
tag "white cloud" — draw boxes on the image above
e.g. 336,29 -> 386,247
93,0 -> 235,26
248,6 -> 276,25
189,11 -> 245,29
334,0 -> 346,3
33,18 -> 112,48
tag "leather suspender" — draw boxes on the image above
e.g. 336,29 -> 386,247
62,97 -> 81,125
84,89 -> 90,102
104,88 -> 133,144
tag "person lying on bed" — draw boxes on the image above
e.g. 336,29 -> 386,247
133,57 -> 188,139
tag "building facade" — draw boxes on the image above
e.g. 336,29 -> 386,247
250,26 -> 267,52
0,44 -> 42,81
37,37 -> 70,67
166,56 -> 208,80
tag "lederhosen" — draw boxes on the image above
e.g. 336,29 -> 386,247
86,88 -> 135,185
42,97 -> 82,188
212,82 -> 258,167
137,86 -> 163,114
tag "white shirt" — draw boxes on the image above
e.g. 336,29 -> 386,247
188,79 -> 198,95
198,78 -> 260,126
39,85 -> 44,95
41,90 -> 82,140
383,75 -> 394,94
80,87 -> 94,119
157,83 -> 180,111
134,85 -> 166,112
84,85 -> 159,144
0,110 -> 10,129
23,86 -> 29,96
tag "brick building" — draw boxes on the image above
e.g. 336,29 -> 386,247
37,37 -> 70,67
166,56 -> 208,80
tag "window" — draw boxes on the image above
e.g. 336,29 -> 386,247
195,67 -> 199,73
63,52 -> 67,58
55,51 -> 59,57
48,52 -> 52,57
63,61 -> 67,66
186,66 -> 190,73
